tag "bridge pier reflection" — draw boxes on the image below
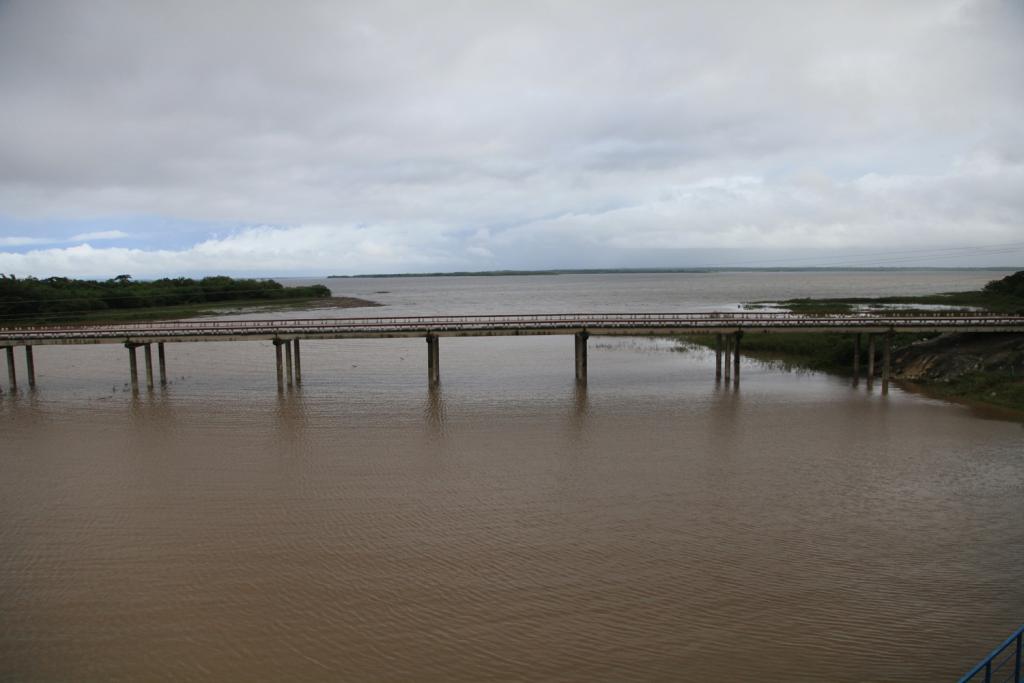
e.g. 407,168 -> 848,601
867,334 -> 876,390
424,383 -> 446,431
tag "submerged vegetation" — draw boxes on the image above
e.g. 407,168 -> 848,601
756,270 -> 1024,315
681,332 -> 937,374
0,274 -> 332,324
684,330 -> 1024,413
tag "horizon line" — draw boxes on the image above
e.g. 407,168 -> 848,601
325,266 -> 1021,279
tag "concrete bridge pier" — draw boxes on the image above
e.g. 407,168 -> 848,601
4,346 -> 15,390
126,343 -> 140,394
284,340 -> 294,386
293,339 -> 302,385
157,343 -> 167,386
24,346 -> 35,389
732,331 -> 742,385
143,344 -> 154,390
853,334 -> 861,386
715,334 -> 723,380
274,340 -> 285,389
723,336 -> 732,382
866,334 -> 876,390
574,331 -> 589,382
426,335 -> 440,385
882,332 -> 892,395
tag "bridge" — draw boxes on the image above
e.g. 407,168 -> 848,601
2,312 -> 1022,395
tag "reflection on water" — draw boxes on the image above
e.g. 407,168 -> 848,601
2,272 -> 1023,681
424,384 -> 448,436
571,380 -> 588,421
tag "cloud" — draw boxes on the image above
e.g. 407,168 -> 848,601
69,230 -> 130,241
0,0 -> 1021,273
0,224 -> 462,277
0,236 -> 53,247
1,153 -> 1021,277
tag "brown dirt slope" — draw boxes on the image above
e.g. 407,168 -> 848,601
893,333 -> 1024,382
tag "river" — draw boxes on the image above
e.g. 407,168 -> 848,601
2,270 -> 1021,681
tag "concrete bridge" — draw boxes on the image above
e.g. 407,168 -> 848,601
2,312 -> 1022,395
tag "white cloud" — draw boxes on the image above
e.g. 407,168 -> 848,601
1,154 -> 1020,277
0,236 -> 53,247
0,0 -> 1021,272
69,229 -> 130,241
0,224 -> 464,277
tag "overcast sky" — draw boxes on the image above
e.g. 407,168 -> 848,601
0,0 -> 1022,277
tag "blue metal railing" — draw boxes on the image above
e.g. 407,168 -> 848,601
959,625 -> 1023,683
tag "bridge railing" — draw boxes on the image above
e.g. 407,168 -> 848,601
2,312 -> 1023,341
1,311 -> 779,332
4,310 -> 1021,329
959,625 -> 1023,683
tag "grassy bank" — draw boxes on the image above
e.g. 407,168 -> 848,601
690,270 -> 1024,413
916,371 -> 1024,414
680,332 -> 1024,413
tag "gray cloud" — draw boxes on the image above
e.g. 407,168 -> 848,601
0,0 -> 1022,275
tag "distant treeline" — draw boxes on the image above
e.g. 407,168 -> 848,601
0,274 -> 330,321
983,270 -> 1024,298
329,267 -> 1018,278
329,268 -> 717,278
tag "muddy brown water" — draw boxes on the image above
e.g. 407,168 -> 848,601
2,271 -> 1022,681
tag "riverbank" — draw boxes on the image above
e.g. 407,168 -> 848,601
683,270 -> 1024,413
0,275 -> 383,325
1,295 -> 381,325
892,332 -> 1024,412
680,331 -> 1024,414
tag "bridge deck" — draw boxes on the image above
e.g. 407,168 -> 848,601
2,312 -> 1023,346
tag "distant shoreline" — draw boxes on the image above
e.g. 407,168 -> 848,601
328,266 -> 1017,278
